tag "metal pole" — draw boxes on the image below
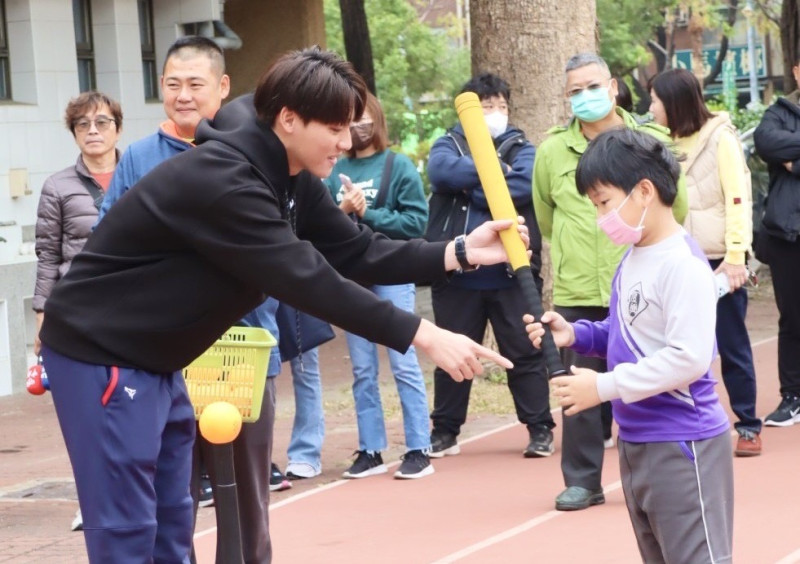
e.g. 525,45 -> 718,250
745,0 -> 760,106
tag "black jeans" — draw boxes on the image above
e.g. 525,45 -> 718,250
709,258 -> 760,433
429,282 -> 555,436
766,235 -> 800,396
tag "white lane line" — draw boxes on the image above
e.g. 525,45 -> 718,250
775,549 -> 800,564
750,335 -> 777,347
431,481 -> 623,563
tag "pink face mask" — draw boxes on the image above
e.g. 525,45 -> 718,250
596,192 -> 647,245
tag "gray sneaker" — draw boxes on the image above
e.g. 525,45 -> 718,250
555,486 -> 605,511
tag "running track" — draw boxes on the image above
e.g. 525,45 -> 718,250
195,337 -> 800,563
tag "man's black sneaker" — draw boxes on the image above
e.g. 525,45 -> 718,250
429,430 -> 460,459
394,450 -> 435,479
764,393 -> 800,427
524,425 -> 555,458
342,451 -> 387,479
198,474 -> 215,508
269,463 -> 292,492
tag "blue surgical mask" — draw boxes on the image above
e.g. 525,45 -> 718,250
570,87 -> 613,123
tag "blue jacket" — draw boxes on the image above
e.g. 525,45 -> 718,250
427,124 -> 539,289
97,128 -> 192,223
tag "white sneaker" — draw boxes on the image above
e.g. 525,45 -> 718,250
71,509 -> 83,531
285,461 -> 321,479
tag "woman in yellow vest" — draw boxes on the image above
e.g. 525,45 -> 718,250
649,68 -> 761,456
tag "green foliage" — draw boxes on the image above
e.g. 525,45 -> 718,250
324,0 -> 469,149
706,97 -> 768,132
597,0 -> 678,75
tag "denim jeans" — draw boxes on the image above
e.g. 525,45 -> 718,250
709,259 -> 760,433
286,347 -> 324,472
345,283 -> 431,452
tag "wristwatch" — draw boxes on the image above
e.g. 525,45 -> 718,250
454,235 -> 478,272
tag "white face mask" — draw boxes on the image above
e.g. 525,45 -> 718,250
484,111 -> 508,138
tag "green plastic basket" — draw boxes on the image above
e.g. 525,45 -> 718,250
183,326 -> 276,422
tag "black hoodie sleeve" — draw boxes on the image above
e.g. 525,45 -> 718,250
146,157 -> 445,354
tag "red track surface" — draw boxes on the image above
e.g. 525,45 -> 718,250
194,337 -> 800,564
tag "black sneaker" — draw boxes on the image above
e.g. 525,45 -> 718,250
198,474 -> 215,507
764,393 -> 800,427
342,450 -> 387,479
394,450 -> 435,479
429,430 -> 460,459
524,424 -> 554,458
269,463 -> 292,492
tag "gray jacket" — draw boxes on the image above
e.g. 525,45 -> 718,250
33,154 -> 115,312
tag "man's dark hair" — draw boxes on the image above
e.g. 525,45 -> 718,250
650,69 -> 713,138
615,77 -> 633,113
253,46 -> 367,126
460,73 -> 511,102
576,128 -> 680,205
163,35 -> 226,75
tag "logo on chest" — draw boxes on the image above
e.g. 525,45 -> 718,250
626,282 -> 649,324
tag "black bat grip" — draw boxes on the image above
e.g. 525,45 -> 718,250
213,442 -> 244,564
514,266 -> 568,377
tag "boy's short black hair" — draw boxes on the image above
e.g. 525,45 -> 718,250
460,73 -> 511,102
576,128 -> 680,205
163,36 -> 226,76
253,46 -> 366,126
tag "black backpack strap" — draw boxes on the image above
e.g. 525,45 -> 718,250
373,151 -> 396,209
446,128 -> 470,157
77,173 -> 105,211
495,132 -> 526,165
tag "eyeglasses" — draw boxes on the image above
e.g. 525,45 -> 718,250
566,82 -> 609,98
74,116 -> 116,133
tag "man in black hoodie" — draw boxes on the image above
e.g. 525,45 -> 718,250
753,60 -> 800,428
40,47 -> 524,563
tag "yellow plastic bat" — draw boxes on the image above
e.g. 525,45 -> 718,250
454,91 -> 566,377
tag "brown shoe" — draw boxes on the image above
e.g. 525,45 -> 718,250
734,430 -> 762,457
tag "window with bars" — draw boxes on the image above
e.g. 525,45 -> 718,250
138,0 -> 158,100
0,0 -> 10,100
73,0 -> 95,92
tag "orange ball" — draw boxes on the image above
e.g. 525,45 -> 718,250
199,401 -> 243,444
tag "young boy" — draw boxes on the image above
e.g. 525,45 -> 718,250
525,128 -> 733,563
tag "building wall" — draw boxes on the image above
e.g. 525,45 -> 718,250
0,0 -> 324,394
223,0 -> 324,98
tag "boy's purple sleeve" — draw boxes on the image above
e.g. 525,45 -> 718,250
570,317 -> 610,358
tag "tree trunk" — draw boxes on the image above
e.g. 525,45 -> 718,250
781,0 -> 800,93
470,0 -> 597,147
470,0 -> 596,314
339,0 -> 377,94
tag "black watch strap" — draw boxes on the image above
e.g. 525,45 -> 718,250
454,235 -> 477,272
